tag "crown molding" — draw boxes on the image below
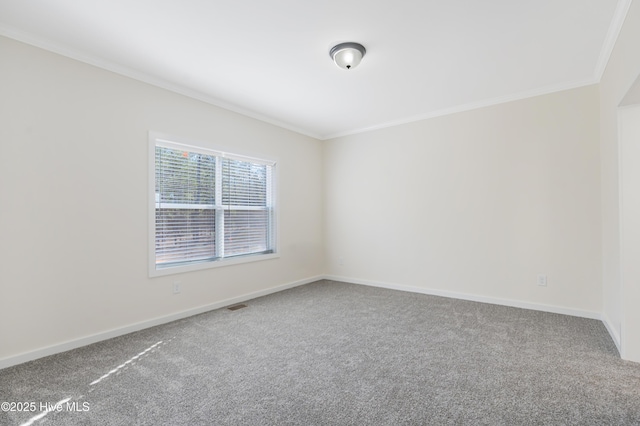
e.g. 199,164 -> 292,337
593,0 -> 633,82
3,0 -> 633,143
0,25 -> 322,141
321,77 -> 598,140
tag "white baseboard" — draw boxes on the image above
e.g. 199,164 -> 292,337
323,274 -> 602,320
0,275 -> 322,370
1,274 -> 620,370
324,275 -> 629,353
601,312 -> 621,354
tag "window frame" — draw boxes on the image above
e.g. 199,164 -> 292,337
148,132 -> 278,277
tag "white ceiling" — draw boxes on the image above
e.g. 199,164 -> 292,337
0,1 -> 631,139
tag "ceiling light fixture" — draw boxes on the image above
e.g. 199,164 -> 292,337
330,42 -> 366,70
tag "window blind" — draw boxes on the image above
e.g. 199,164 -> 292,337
221,158 -> 272,257
154,142 -> 275,270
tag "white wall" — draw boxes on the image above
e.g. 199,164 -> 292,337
599,0 -> 640,348
0,36 -> 324,365
619,104 -> 640,362
324,86 -> 602,315
3,5 -> 639,367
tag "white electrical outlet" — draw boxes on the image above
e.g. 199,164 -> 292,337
339,257 -> 344,266
537,275 -> 547,286
172,281 -> 182,294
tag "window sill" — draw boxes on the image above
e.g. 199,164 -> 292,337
148,253 -> 280,278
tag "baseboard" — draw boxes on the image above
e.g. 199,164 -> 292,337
323,274 -> 602,320
1,274 -> 618,370
601,312 -> 621,354
0,275 -> 322,370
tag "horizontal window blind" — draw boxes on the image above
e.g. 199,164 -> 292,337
155,147 -> 216,205
154,140 -> 275,270
221,158 -> 272,257
224,209 -> 270,256
155,209 -> 216,266
222,159 -> 268,207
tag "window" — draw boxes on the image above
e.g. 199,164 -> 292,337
149,135 -> 276,276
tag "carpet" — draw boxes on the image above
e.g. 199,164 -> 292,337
1,280 -> 639,425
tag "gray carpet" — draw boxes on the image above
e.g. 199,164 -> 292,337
1,280 -> 639,425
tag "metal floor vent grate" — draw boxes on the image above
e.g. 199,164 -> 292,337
227,304 -> 247,311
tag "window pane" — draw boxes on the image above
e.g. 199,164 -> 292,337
224,209 -> 271,256
222,159 -> 267,206
156,147 -> 216,205
156,208 -> 216,266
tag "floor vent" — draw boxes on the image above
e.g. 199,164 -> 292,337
228,304 -> 247,311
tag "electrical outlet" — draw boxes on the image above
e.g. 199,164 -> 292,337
339,257 -> 344,266
537,275 -> 547,287
172,281 -> 182,294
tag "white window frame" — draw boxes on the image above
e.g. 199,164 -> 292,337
148,132 -> 278,277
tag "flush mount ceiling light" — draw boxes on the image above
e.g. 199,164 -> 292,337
329,42 -> 366,70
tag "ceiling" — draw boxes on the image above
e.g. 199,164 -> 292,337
0,1 -> 631,140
